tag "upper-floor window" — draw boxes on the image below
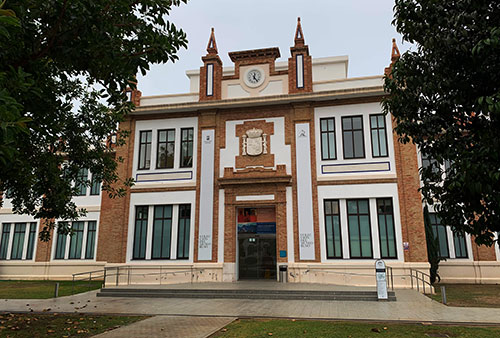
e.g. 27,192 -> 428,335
157,129 -> 175,169
75,168 -> 88,196
0,222 -> 37,260
180,128 -> 194,168
370,114 -> 388,158
138,130 -> 152,170
54,221 -> 97,260
90,174 -> 101,196
421,152 -> 440,182
342,116 -> 365,159
320,118 -> 336,160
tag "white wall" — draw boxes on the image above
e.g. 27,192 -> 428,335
314,102 -> 396,181
220,117 -> 291,177
317,183 -> 404,263
133,117 -> 198,187
126,190 -> 196,264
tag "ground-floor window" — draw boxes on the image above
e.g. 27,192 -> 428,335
347,199 -> 373,258
453,231 -> 468,258
132,204 -> 191,261
324,199 -> 342,259
428,212 -> 470,259
429,213 -> 449,258
0,222 -> 37,260
54,221 -> 97,260
376,198 -> 397,259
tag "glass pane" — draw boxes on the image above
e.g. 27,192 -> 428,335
438,226 -> 449,257
325,216 -> 334,258
372,130 -> 380,157
321,119 -> 327,131
69,222 -> 84,259
0,224 -> 11,260
333,216 -> 342,257
378,115 -> 385,127
353,117 -> 362,130
168,130 -> 175,142
159,130 -> 167,143
342,117 -> 352,130
55,230 -> 67,259
358,200 -> 369,214
328,118 -> 334,131
378,215 -> 388,258
152,205 -> 172,259
328,133 -> 336,159
359,215 -> 371,257
378,129 -> 387,156
353,130 -> 364,157
370,115 -> 377,126
321,133 -> 329,159
348,215 -> 360,257
133,206 -> 148,259
11,223 -> 26,260
344,132 -> 353,158
347,201 -> 357,214
85,221 -> 96,259
26,223 -> 37,260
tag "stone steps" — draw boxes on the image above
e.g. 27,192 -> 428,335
97,288 -> 396,301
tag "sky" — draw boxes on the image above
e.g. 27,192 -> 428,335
137,0 -> 411,97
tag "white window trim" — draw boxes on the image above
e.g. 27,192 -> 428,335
318,184 -> 404,263
495,232 -> 500,261
51,220 -> 99,261
0,221 -> 38,261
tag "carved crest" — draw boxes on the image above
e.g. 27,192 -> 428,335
242,128 -> 267,156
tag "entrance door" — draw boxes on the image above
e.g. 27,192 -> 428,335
237,207 -> 277,280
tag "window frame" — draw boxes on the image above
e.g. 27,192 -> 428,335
296,54 -> 304,89
0,222 -> 37,261
180,127 -> 194,168
74,168 -> 88,196
429,213 -> 450,259
132,206 -> 149,260
323,199 -> 343,259
151,205 -> 173,260
320,117 -> 337,161
90,174 -> 101,196
177,204 -> 191,260
376,198 -> 398,259
137,130 -> 153,170
452,230 -> 468,259
156,129 -> 176,169
346,199 -> 373,259
342,115 -> 366,159
370,114 -> 389,158
53,221 -> 97,260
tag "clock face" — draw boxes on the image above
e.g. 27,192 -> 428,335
244,68 -> 265,87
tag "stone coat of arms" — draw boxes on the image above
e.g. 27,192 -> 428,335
242,128 -> 267,156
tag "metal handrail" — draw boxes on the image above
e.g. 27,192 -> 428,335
71,266 -> 207,295
409,268 -> 434,294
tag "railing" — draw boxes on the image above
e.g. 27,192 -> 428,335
72,266 -> 206,295
409,268 -> 434,294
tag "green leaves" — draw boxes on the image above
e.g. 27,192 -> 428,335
384,0 -> 500,245
1,0 -> 188,238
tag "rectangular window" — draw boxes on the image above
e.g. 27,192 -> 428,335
157,129 -> 175,169
296,54 -> 304,88
324,200 -> 342,259
75,168 -> 88,196
320,118 -> 336,160
26,223 -> 37,260
453,231 -> 468,258
370,114 -> 388,157
54,226 -> 67,260
0,223 -> 11,260
90,174 -> 101,195
133,206 -> 148,260
138,130 -> 152,170
342,116 -> 365,159
177,204 -> 191,259
151,205 -> 173,259
429,213 -> 449,258
421,153 -> 440,182
206,63 -> 214,96
180,128 -> 194,168
4,188 -> 12,199
68,221 -> 84,259
347,199 -> 372,258
85,221 -> 97,259
10,223 -> 26,260
376,198 -> 397,259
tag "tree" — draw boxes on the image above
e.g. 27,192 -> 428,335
0,0 -> 188,240
383,0 -> 500,245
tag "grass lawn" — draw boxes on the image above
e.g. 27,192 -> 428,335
429,284 -> 500,308
0,312 -> 145,337
213,319 -> 500,338
0,280 -> 102,299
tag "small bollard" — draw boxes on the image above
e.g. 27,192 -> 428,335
54,282 -> 60,298
441,286 -> 447,305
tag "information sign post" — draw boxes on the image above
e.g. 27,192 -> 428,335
375,259 -> 388,301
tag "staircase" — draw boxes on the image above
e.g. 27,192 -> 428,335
97,287 -> 396,301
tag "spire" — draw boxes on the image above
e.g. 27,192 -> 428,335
294,17 -> 305,46
206,27 -> 218,54
391,38 -> 400,62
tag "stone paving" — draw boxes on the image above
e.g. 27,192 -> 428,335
93,315 -> 235,338
2,282 -> 500,337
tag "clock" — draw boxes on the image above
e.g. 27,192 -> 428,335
244,68 -> 265,88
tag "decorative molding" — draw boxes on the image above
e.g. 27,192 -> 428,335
136,171 -> 193,182
322,161 -> 390,174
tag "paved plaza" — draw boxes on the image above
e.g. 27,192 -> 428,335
2,282 -> 500,337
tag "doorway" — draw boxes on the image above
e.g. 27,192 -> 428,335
237,207 -> 277,279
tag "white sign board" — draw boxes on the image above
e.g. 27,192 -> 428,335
375,259 -> 388,300
198,129 -> 215,260
295,123 -> 315,260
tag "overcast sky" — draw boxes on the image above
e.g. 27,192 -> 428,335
137,0 -> 411,97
